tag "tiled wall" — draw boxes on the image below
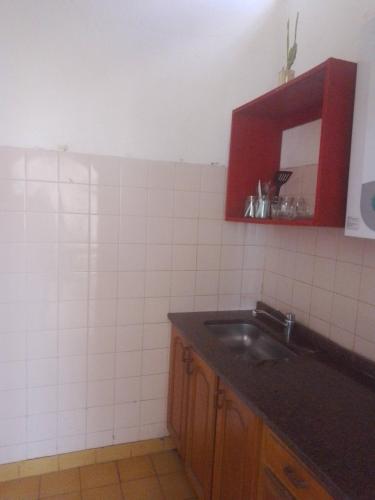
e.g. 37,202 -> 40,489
260,224 -> 375,361
0,146 -> 261,465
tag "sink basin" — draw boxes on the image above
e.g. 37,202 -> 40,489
204,320 -> 295,362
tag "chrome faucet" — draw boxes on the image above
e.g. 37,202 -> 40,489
252,308 -> 295,343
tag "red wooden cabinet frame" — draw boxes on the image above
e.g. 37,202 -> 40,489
225,58 -> 357,227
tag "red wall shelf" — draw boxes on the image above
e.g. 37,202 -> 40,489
225,58 -> 357,227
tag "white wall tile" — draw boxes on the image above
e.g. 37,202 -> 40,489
89,272 -> 118,299
121,187 -> 147,216
146,245 -> 172,271
59,329 -> 87,357
313,257 -> 336,291
0,417 -> 27,446
141,374 -> 168,400
26,151 -> 58,182
331,294 -> 358,333
27,413 -> 57,442
142,324 -> 170,350
87,380 -> 114,407
201,165 -> 226,193
195,270 -> 219,296
89,299 -> 117,327
199,192 -> 224,219
119,215 -> 146,243
91,156 -> 121,186
0,148 -> 26,179
171,271 -> 195,297
145,271 -> 171,298
118,244 -> 146,271
28,359 -> 58,387
59,214 -> 89,243
86,406 -> 114,433
91,186 -> 120,215
174,191 -> 199,218
90,215 -> 119,243
0,361 -> 26,390
359,267 -> 375,306
116,325 -> 143,352
115,351 -> 142,378
121,159 -> 148,187
173,218 -> 198,245
90,244 -> 117,272
115,377 -> 141,404
146,217 -> 173,244
59,153 -> 90,184
172,245 -> 197,271
147,190 -> 174,217
144,297 -> 169,323
59,356 -> 87,384
140,399 -> 166,425
142,349 -> 169,375
88,327 -> 116,354
198,219 -> 222,245
220,246 -> 243,270
334,262 -> 361,299
174,164 -> 201,191
114,402 -> 140,429
58,409 -> 86,437
117,299 -> 144,325
88,353 -> 115,381
0,180 -> 25,211
0,213 -> 24,243
148,163 -> 175,190
59,184 -> 89,214
27,386 -> 57,415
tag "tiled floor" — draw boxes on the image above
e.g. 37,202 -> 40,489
0,451 -> 197,500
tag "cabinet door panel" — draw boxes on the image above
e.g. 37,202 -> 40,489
212,382 -> 261,500
185,351 -> 218,500
167,327 -> 189,458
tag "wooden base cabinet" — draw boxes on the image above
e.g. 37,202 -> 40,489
258,427 -> 332,500
167,327 -> 191,459
185,348 -> 218,500
167,327 -> 333,500
212,381 -> 262,500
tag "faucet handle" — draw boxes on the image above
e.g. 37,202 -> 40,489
285,312 -> 295,322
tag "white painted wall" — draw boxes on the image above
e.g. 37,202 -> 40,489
285,0 -> 375,72
0,0 -> 284,165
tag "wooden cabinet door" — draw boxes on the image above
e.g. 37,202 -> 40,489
185,350 -> 218,500
167,327 -> 190,459
212,381 -> 262,500
258,466 -> 296,500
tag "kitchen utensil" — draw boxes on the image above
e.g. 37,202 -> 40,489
244,196 -> 258,217
274,170 -> 293,195
256,195 -> 270,218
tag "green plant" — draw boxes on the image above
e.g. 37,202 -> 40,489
286,12 -> 299,70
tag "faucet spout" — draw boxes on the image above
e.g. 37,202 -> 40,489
252,308 -> 295,343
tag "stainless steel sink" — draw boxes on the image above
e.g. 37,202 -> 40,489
204,320 -> 296,362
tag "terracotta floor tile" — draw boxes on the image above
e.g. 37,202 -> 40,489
0,476 -> 40,500
150,450 -> 183,475
80,462 -> 119,490
117,456 -> 154,483
40,468 -> 80,498
81,484 -> 123,500
159,472 -> 195,500
121,477 -> 163,500
43,493 -> 82,500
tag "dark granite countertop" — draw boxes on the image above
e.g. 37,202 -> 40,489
168,307 -> 375,500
